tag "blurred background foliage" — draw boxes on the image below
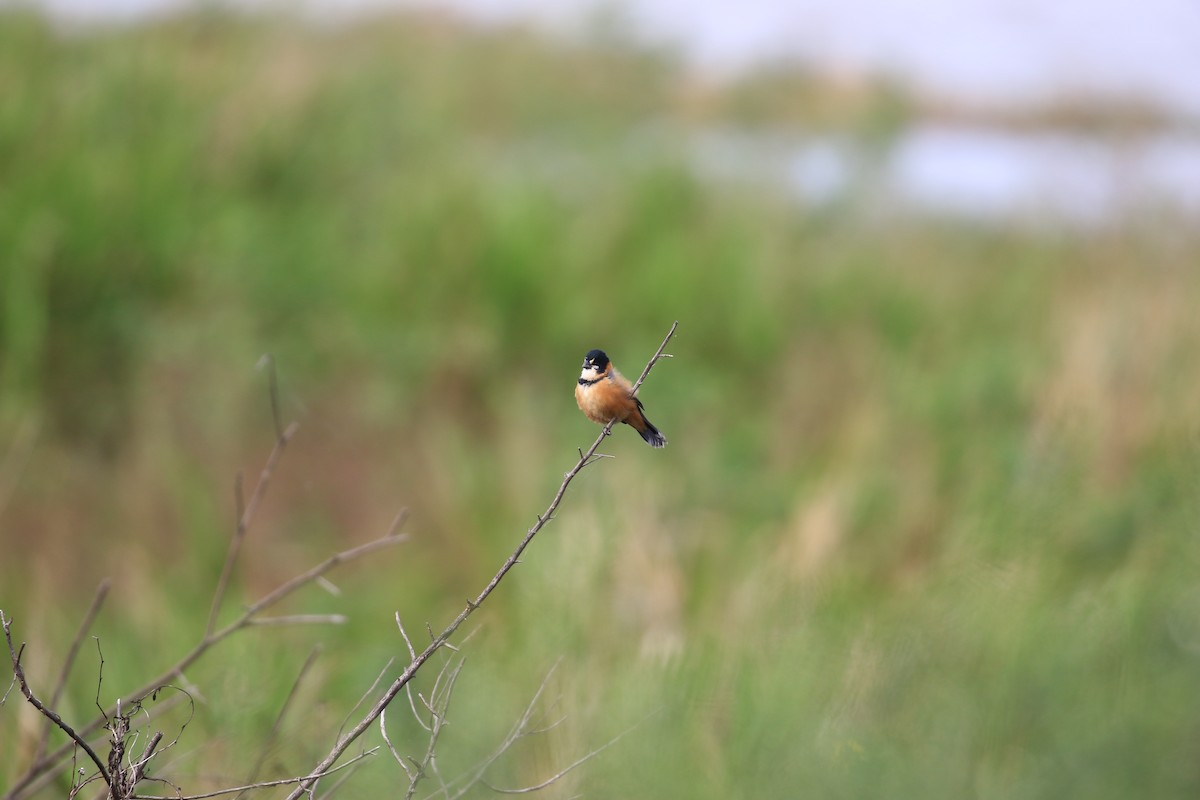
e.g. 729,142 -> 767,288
2,6 -> 1200,798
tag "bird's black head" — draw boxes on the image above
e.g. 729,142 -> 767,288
583,349 -> 610,371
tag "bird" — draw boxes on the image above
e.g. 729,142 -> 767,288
575,348 -> 667,448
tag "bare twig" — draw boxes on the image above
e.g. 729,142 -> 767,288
130,731 -> 164,787
205,355 -> 293,639
284,321 -> 678,800
5,525 -> 407,800
244,615 -> 348,627
206,418 -> 299,639
51,580 -> 111,713
381,653 -> 463,800
236,646 -> 323,799
628,322 -> 677,396
395,614 -> 417,661
481,724 -> 637,794
337,658 -> 396,744
406,657 -> 462,800
248,510 -> 410,628
4,371 -> 383,800
127,748 -> 378,800
430,659 -> 562,800
378,707 -> 409,779
133,529 -> 406,713
434,667 -> 652,799
1,611 -> 112,791
93,638 -> 107,720
312,762 -> 363,800
7,691 -> 189,800
257,353 -> 285,444
29,578 -> 112,767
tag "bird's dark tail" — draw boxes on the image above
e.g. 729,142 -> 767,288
628,397 -> 667,448
636,417 -> 667,448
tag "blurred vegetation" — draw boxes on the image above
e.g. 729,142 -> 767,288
2,7 -> 1200,799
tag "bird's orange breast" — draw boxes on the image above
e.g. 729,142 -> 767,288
576,378 -> 635,425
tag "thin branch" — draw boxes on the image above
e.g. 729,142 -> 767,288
336,657 -> 396,744
246,510 -> 409,622
440,689 -> 655,800
31,579 -> 111,766
395,614 -> 417,661
404,684 -> 431,735
243,615 -> 347,627
128,748 -> 378,800
5,691 -> 190,800
521,711 -> 568,737
237,646 -> 322,799
313,762 -> 363,800
1,611 -> 111,791
205,357 -> 298,638
315,577 -> 341,596
434,660 -> 563,800
206,420 -> 299,638
92,637 -> 106,720
131,531 -> 407,724
402,657 -> 463,800
145,696 -> 191,754
130,731 -> 164,787
380,654 -> 463,793
7,527 -> 407,800
50,580 -> 111,712
5,381 -> 392,800
282,319 -> 678,800
379,707 -> 414,781
482,724 -> 636,794
257,353 -> 285,444
629,320 -> 678,397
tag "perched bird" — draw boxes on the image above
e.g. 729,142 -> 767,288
575,349 -> 667,448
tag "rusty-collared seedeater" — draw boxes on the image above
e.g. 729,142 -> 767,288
575,349 -> 667,448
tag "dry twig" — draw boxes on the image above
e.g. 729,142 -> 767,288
1,530 -> 406,800
1,611 -> 112,792
415,657 -> 645,799
125,748 -> 377,800
380,653 -> 464,800
235,645 -> 323,799
1,377 -> 409,800
30,578 -> 111,768
430,659 -> 563,800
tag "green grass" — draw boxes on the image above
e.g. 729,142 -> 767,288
3,8 -> 1200,799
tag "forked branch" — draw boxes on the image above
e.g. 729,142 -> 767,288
1,366 -> 408,800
